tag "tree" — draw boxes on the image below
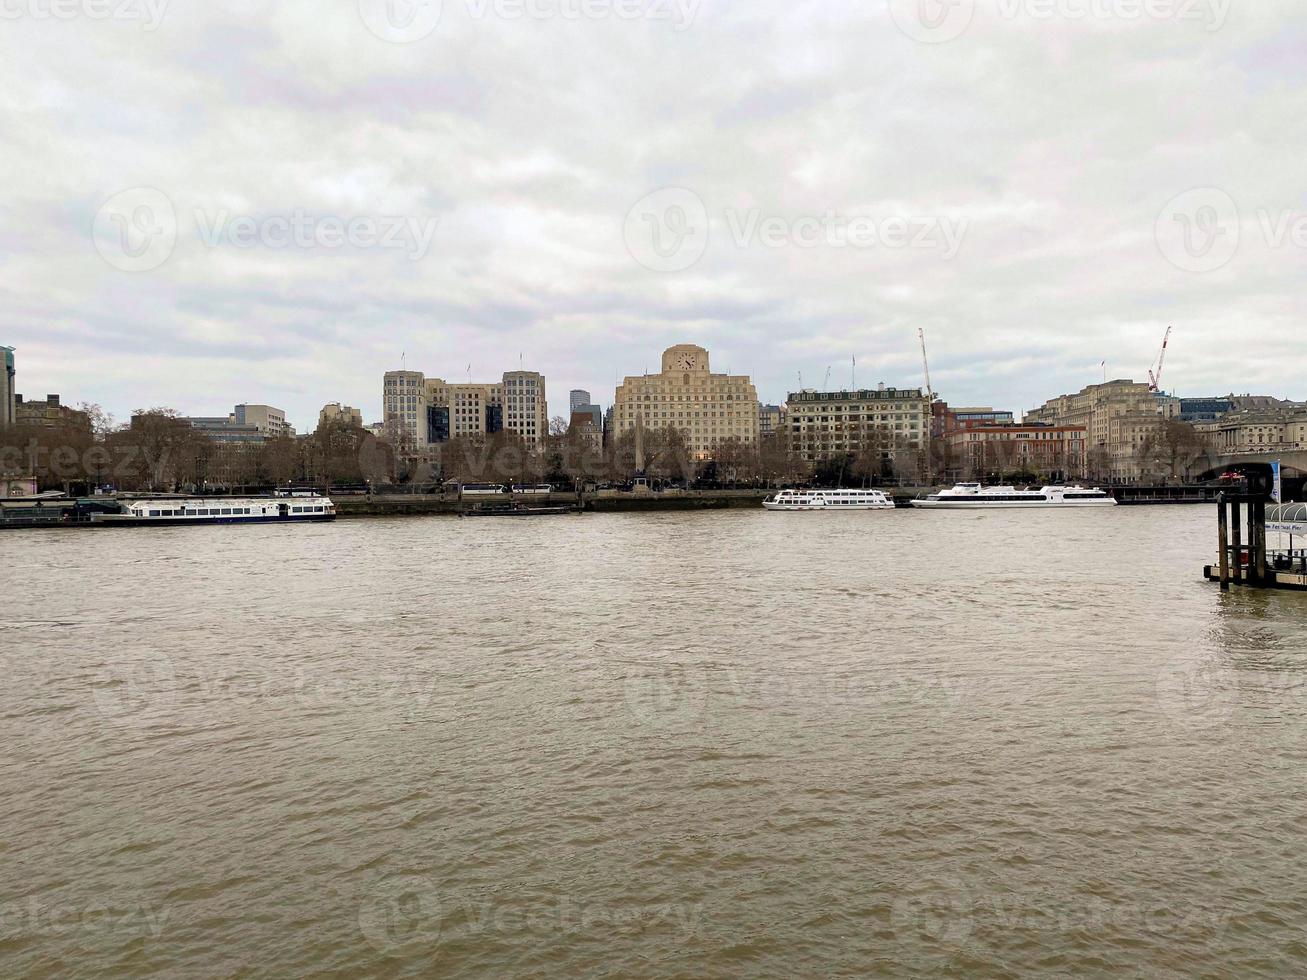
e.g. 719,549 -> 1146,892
758,430 -> 806,487
1137,420 -> 1205,483
645,426 -> 695,482
107,409 -> 208,491
708,436 -> 758,485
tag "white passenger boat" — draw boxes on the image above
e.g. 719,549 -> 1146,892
910,483 -> 1117,509
763,488 -> 895,511
90,495 -> 336,526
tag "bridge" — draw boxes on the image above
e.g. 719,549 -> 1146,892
1197,451 -> 1307,478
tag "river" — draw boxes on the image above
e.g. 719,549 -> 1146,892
2,507 -> 1306,976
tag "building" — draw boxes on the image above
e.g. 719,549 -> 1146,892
14,394 -> 91,431
1025,380 -> 1161,480
933,402 -> 1015,437
319,402 -> 364,428
612,345 -> 760,460
234,405 -> 293,437
1198,408 -> 1307,456
786,384 -> 930,463
383,368 -> 548,449
183,404 -> 294,443
1,347 -> 14,427
943,423 -> 1087,481
568,388 -> 603,432
760,404 -> 785,438
569,410 -> 602,452
382,371 -> 429,446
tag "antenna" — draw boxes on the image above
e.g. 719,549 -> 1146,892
852,355 -> 856,391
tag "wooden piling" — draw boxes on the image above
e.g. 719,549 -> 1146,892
1217,493 -> 1230,591
1254,497 -> 1268,586
1230,498 -> 1243,584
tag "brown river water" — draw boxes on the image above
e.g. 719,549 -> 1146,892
3,507 -> 1307,977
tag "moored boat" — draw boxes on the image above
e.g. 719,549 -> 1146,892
89,494 -> 336,526
763,488 -> 895,511
910,483 -> 1117,509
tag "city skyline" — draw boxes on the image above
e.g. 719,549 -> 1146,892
5,335 -> 1300,437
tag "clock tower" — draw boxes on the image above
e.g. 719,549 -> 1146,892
660,344 -> 709,374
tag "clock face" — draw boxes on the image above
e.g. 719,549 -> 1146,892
678,354 -> 695,371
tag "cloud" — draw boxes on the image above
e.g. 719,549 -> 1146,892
0,0 -> 1303,429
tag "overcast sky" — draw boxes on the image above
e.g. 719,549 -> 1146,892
1,1 -> 1303,430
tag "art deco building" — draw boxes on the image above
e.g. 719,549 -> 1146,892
612,345 -> 759,460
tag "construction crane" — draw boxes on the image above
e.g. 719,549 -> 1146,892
918,328 -> 934,403
1147,326 -> 1173,393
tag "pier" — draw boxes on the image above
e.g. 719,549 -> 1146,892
1203,492 -> 1307,592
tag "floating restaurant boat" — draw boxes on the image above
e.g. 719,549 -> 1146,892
910,483 -> 1117,509
89,494 -> 336,527
763,488 -> 895,511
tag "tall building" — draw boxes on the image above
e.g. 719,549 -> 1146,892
383,367 -> 548,449
759,404 -> 784,437
786,385 -> 930,462
1025,380 -> 1161,480
570,390 -> 591,413
383,371 -> 429,446
1,347 -> 14,427
612,344 -> 760,460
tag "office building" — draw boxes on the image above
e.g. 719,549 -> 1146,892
182,404 -> 294,443
383,367 -> 548,448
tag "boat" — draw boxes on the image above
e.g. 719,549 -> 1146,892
463,502 -> 575,517
910,483 -> 1117,509
763,488 -> 895,511
89,494 -> 337,526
